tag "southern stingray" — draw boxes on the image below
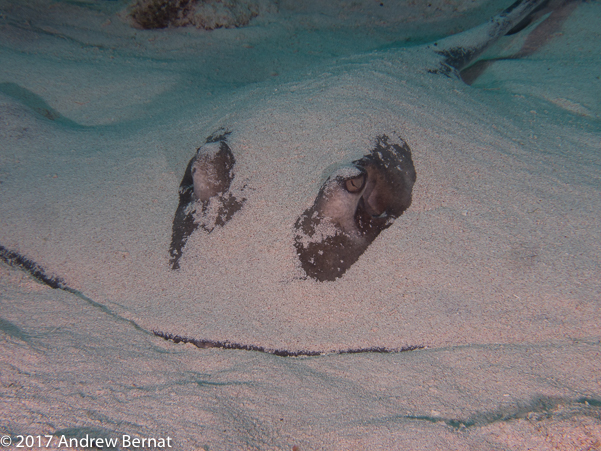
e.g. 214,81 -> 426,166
1,0 -> 599,357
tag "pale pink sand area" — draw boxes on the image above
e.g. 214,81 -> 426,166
1,0 -> 600,449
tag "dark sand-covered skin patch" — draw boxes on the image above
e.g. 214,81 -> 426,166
0,0 -> 600,448
128,0 -> 277,30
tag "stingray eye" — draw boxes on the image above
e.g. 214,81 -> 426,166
345,174 -> 366,193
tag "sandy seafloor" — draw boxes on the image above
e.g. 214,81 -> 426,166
1,0 -> 601,449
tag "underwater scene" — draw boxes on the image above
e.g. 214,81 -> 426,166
1,0 -> 600,449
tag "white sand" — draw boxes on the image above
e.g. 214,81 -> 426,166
1,0 -> 600,449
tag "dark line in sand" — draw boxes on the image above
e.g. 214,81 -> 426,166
0,244 -> 68,289
0,244 -> 149,334
1,244 -> 425,357
154,330 -> 424,357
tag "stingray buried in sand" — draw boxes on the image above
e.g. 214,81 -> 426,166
1,0 -> 597,356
